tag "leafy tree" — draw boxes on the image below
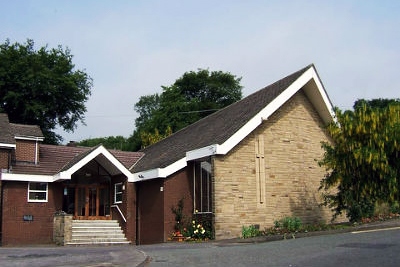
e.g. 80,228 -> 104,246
132,69 -> 243,150
0,39 -> 92,144
140,126 -> 172,148
319,100 -> 400,222
77,136 -> 133,151
133,94 -> 160,135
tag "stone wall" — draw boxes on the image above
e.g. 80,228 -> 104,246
53,213 -> 72,245
213,90 -> 336,239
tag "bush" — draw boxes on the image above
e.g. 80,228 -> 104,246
242,225 -> 260,238
347,199 -> 375,222
274,217 -> 302,232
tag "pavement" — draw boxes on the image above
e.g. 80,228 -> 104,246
0,218 -> 399,267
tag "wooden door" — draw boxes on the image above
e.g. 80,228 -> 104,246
74,185 -> 110,220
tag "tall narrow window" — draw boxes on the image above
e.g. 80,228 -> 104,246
28,182 -> 48,202
193,158 -> 212,213
255,134 -> 266,204
114,183 -> 123,204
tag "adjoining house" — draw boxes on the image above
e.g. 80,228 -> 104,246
0,64 -> 339,246
0,113 -> 143,245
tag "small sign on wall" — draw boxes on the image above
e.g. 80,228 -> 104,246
23,215 -> 33,221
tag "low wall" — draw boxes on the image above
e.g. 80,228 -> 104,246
53,213 -> 72,245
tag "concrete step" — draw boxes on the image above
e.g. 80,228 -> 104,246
66,241 -> 131,246
67,220 -> 130,246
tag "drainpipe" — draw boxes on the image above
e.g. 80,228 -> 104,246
135,183 -> 140,245
34,140 -> 38,165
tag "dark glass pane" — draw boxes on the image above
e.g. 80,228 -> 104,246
29,182 -> 47,191
29,192 -> 46,200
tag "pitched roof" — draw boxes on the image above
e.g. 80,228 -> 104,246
133,64 -> 334,180
8,144 -> 144,179
0,113 -> 43,146
0,113 -> 15,147
10,123 -> 44,139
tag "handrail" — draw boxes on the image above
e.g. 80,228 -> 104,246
111,205 -> 127,223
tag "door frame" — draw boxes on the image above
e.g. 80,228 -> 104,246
73,184 -> 111,220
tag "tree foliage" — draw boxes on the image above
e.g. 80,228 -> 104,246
77,136 -> 133,151
140,126 -> 172,148
0,39 -> 92,144
319,99 -> 400,222
132,69 -> 243,150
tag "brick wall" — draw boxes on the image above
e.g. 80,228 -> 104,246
110,175 -> 137,243
1,181 -> 63,245
213,90 -> 336,239
0,149 -> 10,169
124,182 -> 137,243
15,139 -> 38,163
163,168 -> 193,241
137,179 -> 164,244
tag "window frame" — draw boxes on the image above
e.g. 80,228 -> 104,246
193,158 -> 212,214
114,183 -> 123,204
27,182 -> 48,202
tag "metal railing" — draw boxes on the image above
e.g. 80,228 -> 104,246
111,205 -> 127,223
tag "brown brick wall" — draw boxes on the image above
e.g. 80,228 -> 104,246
137,179 -> 164,244
124,182 -> 137,243
110,175 -> 137,243
1,181 -> 63,246
15,140 -> 38,163
213,90 -> 336,239
0,149 -> 11,169
163,168 -> 193,241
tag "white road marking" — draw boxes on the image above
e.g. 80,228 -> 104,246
351,226 -> 400,234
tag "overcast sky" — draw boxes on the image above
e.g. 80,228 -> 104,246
1,0 -> 399,143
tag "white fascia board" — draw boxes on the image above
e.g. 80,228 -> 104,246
132,168 -> 160,182
1,172 -> 53,182
0,143 -> 16,149
15,136 -> 44,142
132,157 -> 187,182
306,69 -> 336,123
217,67 -> 333,156
186,145 -> 218,161
54,145 -> 134,181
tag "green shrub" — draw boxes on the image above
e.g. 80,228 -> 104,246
242,225 -> 260,238
348,199 -> 375,222
390,201 -> 400,214
274,217 -> 302,232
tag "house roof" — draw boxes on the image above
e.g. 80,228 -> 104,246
4,144 -> 143,182
132,64 -> 334,181
1,113 -> 143,182
10,123 -> 44,140
0,113 -> 15,147
0,113 -> 44,146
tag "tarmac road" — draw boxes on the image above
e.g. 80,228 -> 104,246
139,226 -> 400,267
0,219 -> 399,267
0,245 -> 147,267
